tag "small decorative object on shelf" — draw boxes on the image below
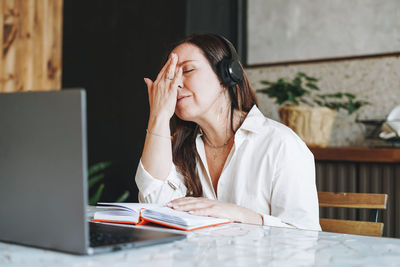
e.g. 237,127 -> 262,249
356,119 -> 385,139
379,104 -> 400,140
257,72 -> 369,147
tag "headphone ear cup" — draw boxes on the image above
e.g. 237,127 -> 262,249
229,60 -> 244,84
217,58 -> 243,87
217,58 -> 232,86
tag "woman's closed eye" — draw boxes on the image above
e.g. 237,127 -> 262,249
183,69 -> 194,74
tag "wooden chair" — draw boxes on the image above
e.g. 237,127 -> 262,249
318,192 -> 388,237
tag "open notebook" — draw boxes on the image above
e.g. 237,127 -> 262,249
92,203 -> 230,231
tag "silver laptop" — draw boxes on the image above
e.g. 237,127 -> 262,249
0,89 -> 185,255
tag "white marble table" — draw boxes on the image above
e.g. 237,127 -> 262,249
1,207 -> 400,267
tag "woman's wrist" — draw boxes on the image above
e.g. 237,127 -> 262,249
148,113 -> 171,133
149,111 -> 171,124
146,129 -> 171,140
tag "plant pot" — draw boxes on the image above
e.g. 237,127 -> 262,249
279,106 -> 337,147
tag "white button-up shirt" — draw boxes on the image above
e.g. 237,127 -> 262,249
135,105 -> 321,231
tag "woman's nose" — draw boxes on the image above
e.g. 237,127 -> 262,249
177,78 -> 183,89
175,70 -> 183,89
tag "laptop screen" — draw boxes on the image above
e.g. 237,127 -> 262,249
0,89 -> 89,254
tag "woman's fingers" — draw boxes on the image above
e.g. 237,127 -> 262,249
163,53 -> 178,82
155,54 -> 173,82
188,208 -> 225,218
168,197 -> 202,206
168,197 -> 212,211
173,201 -> 212,211
166,197 -> 238,221
155,53 -> 177,83
143,78 -> 153,94
144,52 -> 180,120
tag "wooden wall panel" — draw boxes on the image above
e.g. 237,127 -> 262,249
0,0 -> 63,92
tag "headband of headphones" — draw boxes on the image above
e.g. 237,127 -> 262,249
215,35 -> 244,87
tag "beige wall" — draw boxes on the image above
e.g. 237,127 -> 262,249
245,55 -> 400,146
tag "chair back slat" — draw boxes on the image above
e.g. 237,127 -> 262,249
318,192 -> 387,209
318,192 -> 388,237
320,218 -> 383,237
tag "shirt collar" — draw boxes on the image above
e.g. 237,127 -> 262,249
237,105 -> 264,134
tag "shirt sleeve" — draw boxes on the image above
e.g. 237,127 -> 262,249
135,160 -> 187,205
263,133 -> 321,231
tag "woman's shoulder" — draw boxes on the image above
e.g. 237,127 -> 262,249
243,106 -> 302,141
241,105 -> 311,154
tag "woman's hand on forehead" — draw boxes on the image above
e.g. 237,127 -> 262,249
144,53 -> 182,120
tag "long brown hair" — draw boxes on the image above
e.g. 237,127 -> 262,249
166,34 -> 258,197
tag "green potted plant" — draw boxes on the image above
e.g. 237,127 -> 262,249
257,72 -> 369,147
88,161 -> 130,205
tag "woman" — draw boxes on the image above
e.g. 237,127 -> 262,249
135,34 -> 321,231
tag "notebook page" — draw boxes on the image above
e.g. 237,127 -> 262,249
94,203 -> 161,224
142,207 -> 230,227
93,210 -> 140,223
97,202 -> 159,212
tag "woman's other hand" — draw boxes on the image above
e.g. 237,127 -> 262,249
144,53 -> 183,121
167,197 -> 263,225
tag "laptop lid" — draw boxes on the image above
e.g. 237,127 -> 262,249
0,89 -> 89,254
0,89 -> 186,255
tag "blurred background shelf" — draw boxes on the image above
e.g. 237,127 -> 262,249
310,147 -> 400,163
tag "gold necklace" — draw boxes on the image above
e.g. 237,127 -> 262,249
203,133 -> 234,149
202,132 -> 234,161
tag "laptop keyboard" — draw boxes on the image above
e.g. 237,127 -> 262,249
89,222 -> 136,247
89,221 -> 186,249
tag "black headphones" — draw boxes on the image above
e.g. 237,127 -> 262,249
215,34 -> 244,87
